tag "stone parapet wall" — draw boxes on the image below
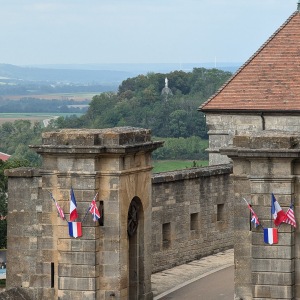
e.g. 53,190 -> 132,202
151,164 -> 234,273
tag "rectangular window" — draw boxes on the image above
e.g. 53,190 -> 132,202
217,204 -> 225,221
51,262 -> 54,288
190,213 -> 199,231
99,201 -> 104,226
162,222 -> 171,249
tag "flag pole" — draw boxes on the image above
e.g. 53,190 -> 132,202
81,205 -> 91,223
271,194 -> 272,228
242,198 -> 251,230
47,190 -> 68,223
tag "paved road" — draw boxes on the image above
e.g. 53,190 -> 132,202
152,249 -> 234,300
157,266 -> 234,300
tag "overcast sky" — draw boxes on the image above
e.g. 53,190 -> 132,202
0,0 -> 298,66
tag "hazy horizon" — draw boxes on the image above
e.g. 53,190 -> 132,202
0,1 -> 297,66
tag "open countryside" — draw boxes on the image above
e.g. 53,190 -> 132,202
0,113 -> 84,126
1,92 -> 100,101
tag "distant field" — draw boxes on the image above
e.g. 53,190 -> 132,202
153,160 -> 209,173
0,112 -> 83,125
2,92 -> 102,101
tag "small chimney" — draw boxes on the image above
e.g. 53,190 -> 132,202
298,0 -> 300,11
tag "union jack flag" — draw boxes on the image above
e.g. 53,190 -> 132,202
89,193 -> 101,221
248,204 -> 260,228
243,198 -> 260,228
284,204 -> 296,228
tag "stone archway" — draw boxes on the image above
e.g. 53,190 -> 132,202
128,197 -> 144,300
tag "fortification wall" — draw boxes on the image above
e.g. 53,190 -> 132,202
151,164 -> 233,273
5,163 -> 233,294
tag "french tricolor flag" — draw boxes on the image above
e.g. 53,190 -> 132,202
70,187 -> 78,221
68,222 -> 82,238
264,228 -> 278,245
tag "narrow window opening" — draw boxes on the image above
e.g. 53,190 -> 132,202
51,262 -> 54,288
162,222 -> 171,249
217,204 -> 225,221
190,213 -> 199,231
98,201 -> 104,226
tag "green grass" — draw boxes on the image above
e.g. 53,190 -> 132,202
153,160 -> 209,173
0,279 -> 5,287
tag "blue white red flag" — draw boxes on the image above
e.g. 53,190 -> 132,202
264,228 -> 278,244
284,204 -> 296,228
271,193 -> 286,226
68,222 -> 82,238
69,188 -> 78,221
89,193 -> 101,221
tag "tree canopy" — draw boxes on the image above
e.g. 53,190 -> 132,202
52,67 -> 232,139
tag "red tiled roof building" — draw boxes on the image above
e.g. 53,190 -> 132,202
0,152 -> 10,162
200,6 -> 300,165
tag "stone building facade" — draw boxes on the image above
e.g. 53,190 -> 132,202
5,128 -> 163,300
200,8 -> 300,166
199,5 -> 300,300
222,131 -> 300,299
4,128 -> 234,299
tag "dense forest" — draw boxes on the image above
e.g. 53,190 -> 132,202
51,68 -> 232,139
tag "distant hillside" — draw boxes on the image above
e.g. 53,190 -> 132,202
0,64 -> 135,85
0,63 -> 241,98
31,62 -> 241,75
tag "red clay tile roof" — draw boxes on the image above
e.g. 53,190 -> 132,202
200,11 -> 300,112
0,152 -> 10,161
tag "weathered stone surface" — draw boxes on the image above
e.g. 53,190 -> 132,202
252,271 -> 294,285
222,131 -> 300,300
152,164 -> 234,272
0,287 -> 31,300
253,284 -> 293,299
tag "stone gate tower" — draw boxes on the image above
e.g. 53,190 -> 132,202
5,127 -> 162,300
222,131 -> 300,300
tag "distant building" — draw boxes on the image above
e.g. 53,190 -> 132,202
0,152 -> 10,161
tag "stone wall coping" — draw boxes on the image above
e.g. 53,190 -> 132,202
30,141 -> 163,155
232,131 -> 300,149
152,164 -> 232,184
4,167 -> 40,177
221,147 -> 300,158
39,127 -> 162,146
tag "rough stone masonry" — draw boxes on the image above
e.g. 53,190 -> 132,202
5,127 -> 162,300
222,131 -> 300,300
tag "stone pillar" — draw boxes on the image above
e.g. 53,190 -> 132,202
222,131 -> 299,300
7,127 -> 162,300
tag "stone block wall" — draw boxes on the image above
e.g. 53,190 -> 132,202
222,131 -> 300,300
5,168 -> 55,300
151,164 -> 233,272
6,163 -> 234,294
205,113 -> 300,165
